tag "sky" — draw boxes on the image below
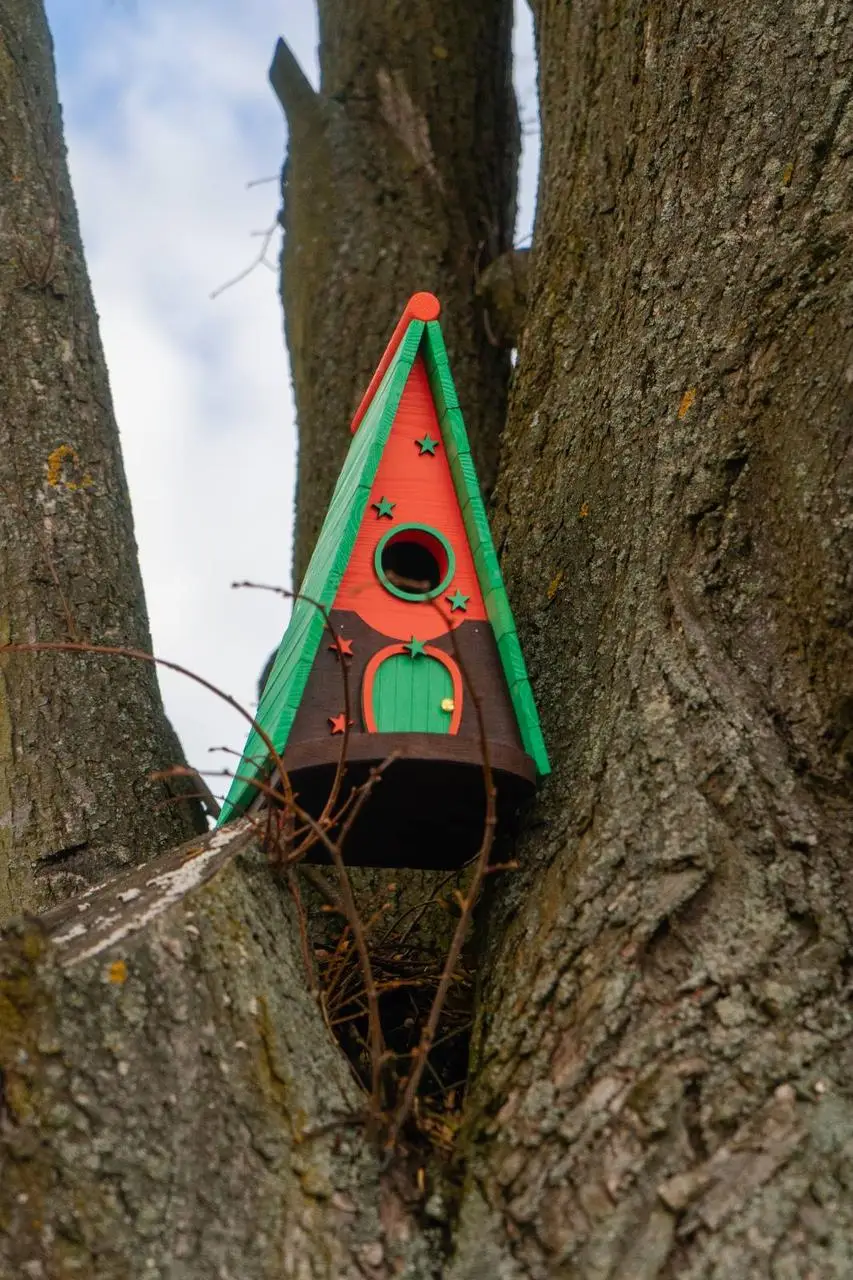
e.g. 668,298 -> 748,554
44,0 -> 539,806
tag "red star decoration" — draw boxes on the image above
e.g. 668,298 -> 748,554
328,637 -> 354,658
328,713 -> 353,735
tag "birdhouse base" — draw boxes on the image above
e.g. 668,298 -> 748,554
268,736 -> 536,869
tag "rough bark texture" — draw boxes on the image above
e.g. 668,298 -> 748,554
3,0 -> 853,1277
0,826 -> 442,1278
446,1 -> 853,1275
275,0 -> 518,581
0,0 -> 206,918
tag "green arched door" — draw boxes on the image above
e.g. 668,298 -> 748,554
370,651 -> 456,733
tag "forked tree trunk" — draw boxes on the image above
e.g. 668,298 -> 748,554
0,0 -> 205,918
1,0 -> 851,1277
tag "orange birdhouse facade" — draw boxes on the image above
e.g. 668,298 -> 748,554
281,353 -> 525,775
219,293 -> 549,867
325,357 -> 488,740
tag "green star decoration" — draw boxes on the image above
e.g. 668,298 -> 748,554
446,589 -> 470,612
405,637 -> 427,659
372,496 -> 396,519
415,433 -> 438,455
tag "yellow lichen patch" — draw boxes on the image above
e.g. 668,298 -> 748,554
547,570 -> 565,600
2,1068 -> 32,1123
46,444 -> 75,485
22,928 -> 45,963
107,959 -> 128,985
677,387 -> 697,419
46,444 -> 93,491
579,501 -> 590,518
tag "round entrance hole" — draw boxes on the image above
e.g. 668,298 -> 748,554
374,524 -> 455,601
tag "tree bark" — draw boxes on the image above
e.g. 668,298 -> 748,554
275,0 -> 518,580
0,827 -> 444,1278
3,0 -> 853,1277
447,1 -> 853,1274
0,0 -> 206,917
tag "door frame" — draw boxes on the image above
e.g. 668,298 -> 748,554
362,644 -> 463,734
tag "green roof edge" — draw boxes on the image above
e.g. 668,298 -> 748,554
217,318 -> 426,824
422,321 -> 551,778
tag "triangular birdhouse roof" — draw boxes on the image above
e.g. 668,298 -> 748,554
219,294 -> 549,824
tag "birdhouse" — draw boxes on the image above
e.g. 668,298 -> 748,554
218,292 -> 549,867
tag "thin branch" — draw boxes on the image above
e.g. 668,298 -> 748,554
284,761 -> 400,1125
287,868 -> 317,993
231,581 -> 353,854
150,764 -> 221,819
288,792 -> 386,1125
210,221 -> 279,301
297,865 -> 340,910
385,601 -> 498,1149
0,641 -> 291,819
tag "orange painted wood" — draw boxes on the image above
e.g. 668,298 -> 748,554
362,643 -> 463,734
335,355 -> 487,640
350,293 -> 442,434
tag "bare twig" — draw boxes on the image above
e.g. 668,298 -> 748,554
385,600 -> 498,1149
33,523 -> 79,641
150,764 -> 221,819
0,640 -> 292,819
231,580 -> 354,853
210,221 -> 279,301
289,792 -> 387,1124
282,757 -> 401,1124
286,868 -> 317,993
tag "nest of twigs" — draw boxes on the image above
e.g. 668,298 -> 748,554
315,906 -> 474,1154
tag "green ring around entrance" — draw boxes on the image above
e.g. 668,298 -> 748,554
374,524 -> 456,601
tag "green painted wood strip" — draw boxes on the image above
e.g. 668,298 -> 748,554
422,321 -> 550,779
496,630 -> 531,688
508,678 -> 552,778
423,321 -> 460,415
483,586 -> 517,643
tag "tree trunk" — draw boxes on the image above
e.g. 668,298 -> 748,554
275,0 -> 518,580
0,0 -> 206,917
447,1 -> 853,1274
2,0 -> 852,1277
